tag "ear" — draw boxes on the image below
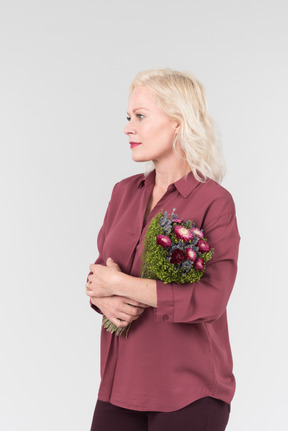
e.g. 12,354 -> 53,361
174,120 -> 181,134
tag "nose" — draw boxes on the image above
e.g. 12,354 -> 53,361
124,121 -> 136,135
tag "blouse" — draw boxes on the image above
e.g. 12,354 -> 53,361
90,170 -> 240,412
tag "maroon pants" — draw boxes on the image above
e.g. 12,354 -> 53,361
91,397 -> 230,431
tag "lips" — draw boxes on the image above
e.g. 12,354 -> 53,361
129,142 -> 142,148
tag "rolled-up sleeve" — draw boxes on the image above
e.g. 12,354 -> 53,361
154,211 -> 240,324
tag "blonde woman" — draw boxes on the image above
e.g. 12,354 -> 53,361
86,69 -> 240,431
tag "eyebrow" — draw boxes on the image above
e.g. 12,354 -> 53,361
127,107 -> 150,115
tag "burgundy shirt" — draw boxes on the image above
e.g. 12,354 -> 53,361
90,170 -> 240,412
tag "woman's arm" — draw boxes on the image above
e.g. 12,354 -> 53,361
87,209 -> 240,325
86,258 -> 157,308
114,272 -> 157,308
90,295 -> 148,328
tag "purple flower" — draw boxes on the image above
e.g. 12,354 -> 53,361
156,235 -> 171,248
186,248 -> 197,262
174,225 -> 193,241
194,258 -> 205,271
191,227 -> 204,238
172,218 -> 183,224
170,249 -> 186,264
197,239 -> 210,253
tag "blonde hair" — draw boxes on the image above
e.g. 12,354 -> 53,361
130,69 -> 226,183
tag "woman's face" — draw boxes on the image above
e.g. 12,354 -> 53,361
124,86 -> 179,163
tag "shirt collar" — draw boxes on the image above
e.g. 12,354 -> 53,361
137,170 -> 200,198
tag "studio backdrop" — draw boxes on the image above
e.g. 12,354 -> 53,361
0,0 -> 287,429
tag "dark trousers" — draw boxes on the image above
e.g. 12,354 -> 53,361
91,397 -> 230,431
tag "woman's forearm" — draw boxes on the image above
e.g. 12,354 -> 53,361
87,259 -> 157,308
114,272 -> 157,308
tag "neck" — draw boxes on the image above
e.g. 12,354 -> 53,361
153,158 -> 191,191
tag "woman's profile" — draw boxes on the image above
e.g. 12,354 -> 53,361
86,69 -> 240,431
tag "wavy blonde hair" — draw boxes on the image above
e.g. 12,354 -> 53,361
130,69 -> 226,183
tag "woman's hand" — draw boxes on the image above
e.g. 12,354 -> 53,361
90,296 -> 148,328
86,257 -> 157,309
86,257 -> 120,298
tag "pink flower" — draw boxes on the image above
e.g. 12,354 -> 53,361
197,239 -> 210,253
191,227 -> 204,238
156,235 -> 171,248
172,218 -> 183,224
186,248 -> 197,262
194,258 -> 205,271
174,225 -> 193,241
170,249 -> 186,264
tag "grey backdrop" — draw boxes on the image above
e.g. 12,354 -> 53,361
1,0 -> 287,429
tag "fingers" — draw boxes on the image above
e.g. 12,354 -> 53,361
112,297 -> 144,316
87,274 -> 98,287
86,281 -> 92,291
89,264 -> 96,273
106,257 -> 120,270
102,308 -> 134,327
127,302 -> 149,309
85,281 -> 100,298
105,302 -> 142,322
118,303 -> 145,321
96,296 -> 146,325
89,258 -> 121,273
123,298 -> 149,308
86,288 -> 98,298
105,316 -> 130,328
112,312 -> 138,324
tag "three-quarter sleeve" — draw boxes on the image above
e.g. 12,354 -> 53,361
154,209 -> 240,324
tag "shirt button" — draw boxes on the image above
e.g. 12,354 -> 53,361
163,314 -> 169,321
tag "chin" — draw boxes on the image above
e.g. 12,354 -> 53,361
131,154 -> 150,163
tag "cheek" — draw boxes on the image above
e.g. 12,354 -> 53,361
147,123 -> 174,141
158,125 -> 177,145
141,124 -> 155,138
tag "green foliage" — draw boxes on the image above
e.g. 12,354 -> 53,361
141,212 -> 212,284
102,317 -> 131,338
102,211 -> 213,337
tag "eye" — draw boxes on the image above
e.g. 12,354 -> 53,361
136,114 -> 144,120
126,116 -> 131,122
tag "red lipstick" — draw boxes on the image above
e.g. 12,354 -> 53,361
129,142 -> 142,149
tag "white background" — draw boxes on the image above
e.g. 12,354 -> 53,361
1,0 -> 287,429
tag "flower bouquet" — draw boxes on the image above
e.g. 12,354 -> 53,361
102,209 -> 213,337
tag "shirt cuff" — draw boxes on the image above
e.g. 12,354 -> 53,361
154,280 -> 174,323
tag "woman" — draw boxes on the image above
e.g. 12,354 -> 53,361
86,69 -> 240,431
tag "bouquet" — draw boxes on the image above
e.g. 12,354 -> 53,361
102,209 -> 213,337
